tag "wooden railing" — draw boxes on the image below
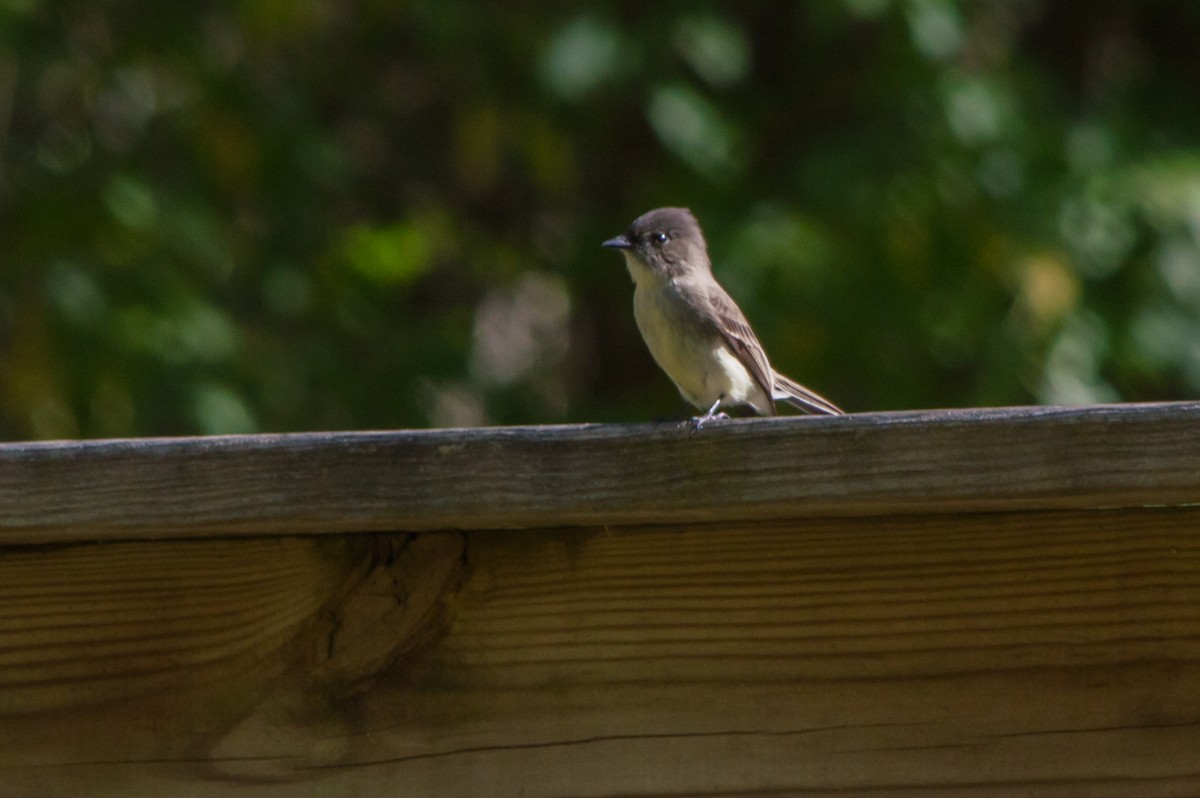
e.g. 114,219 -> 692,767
2,403 -> 1199,796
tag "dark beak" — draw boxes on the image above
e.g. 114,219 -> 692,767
602,234 -> 632,250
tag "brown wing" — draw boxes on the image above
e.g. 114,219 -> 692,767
700,282 -> 777,414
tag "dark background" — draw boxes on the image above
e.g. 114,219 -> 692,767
3,1 -> 1199,439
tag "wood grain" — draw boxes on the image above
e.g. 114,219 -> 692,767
2,508 -> 1198,796
0,537 -> 346,716
0,531 -> 464,787
0,402 -> 1198,544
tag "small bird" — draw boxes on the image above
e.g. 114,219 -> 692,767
603,207 -> 843,427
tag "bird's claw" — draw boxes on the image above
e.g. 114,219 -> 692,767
686,411 -> 730,433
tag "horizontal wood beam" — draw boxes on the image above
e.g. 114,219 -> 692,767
3,508 -> 1200,794
0,402 -> 1198,544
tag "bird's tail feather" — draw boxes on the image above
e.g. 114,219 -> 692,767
771,373 -> 844,416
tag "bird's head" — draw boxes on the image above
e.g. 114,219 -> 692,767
602,207 -> 709,282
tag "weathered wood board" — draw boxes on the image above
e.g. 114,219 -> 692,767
0,403 -> 1198,544
2,505 -> 1199,796
2,404 -> 1198,795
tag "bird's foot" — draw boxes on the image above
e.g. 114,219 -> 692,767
685,397 -> 730,433
686,411 -> 730,434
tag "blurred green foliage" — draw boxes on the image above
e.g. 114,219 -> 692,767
2,1 -> 1199,439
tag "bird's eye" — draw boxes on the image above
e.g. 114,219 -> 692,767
651,232 -> 669,245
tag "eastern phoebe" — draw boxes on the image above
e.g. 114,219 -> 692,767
603,207 -> 843,426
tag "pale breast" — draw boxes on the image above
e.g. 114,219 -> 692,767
632,281 -> 769,413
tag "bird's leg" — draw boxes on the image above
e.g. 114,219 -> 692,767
688,396 -> 730,433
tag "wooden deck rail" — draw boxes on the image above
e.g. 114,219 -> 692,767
1,403 -> 1199,796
